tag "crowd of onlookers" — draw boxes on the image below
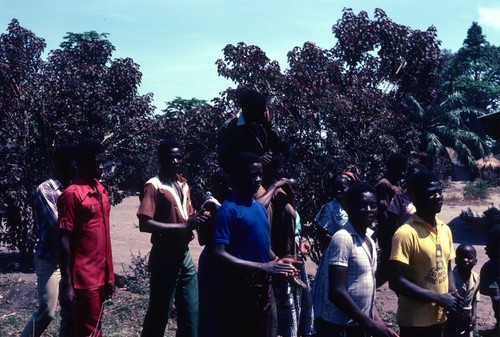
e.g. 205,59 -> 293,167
21,88 -> 499,337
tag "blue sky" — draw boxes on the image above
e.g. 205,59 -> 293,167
1,0 -> 499,112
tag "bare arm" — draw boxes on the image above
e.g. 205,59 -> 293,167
257,178 -> 290,207
388,260 -> 461,314
138,212 -> 209,233
471,297 -> 478,329
448,263 -> 458,293
329,265 -> 398,337
59,229 -> 74,310
213,243 -> 296,276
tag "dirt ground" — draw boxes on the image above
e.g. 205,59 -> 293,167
1,182 -> 499,334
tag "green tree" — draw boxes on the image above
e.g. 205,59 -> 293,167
42,31 -> 156,196
428,22 -> 498,173
400,92 -> 488,175
0,19 -> 46,268
0,23 -> 155,267
448,22 -> 500,112
163,97 -> 207,117
172,8 -> 442,221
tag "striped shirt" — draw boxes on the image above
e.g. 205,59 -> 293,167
34,179 -> 64,263
312,222 -> 377,325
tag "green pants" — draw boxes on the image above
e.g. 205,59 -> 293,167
141,245 -> 199,337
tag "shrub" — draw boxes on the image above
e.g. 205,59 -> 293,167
464,179 -> 490,199
123,251 -> 150,294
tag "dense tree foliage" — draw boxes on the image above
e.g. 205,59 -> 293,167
1,12 -> 497,262
165,8 -> 445,221
450,22 -> 500,113
0,19 -> 46,267
164,11 -> 496,223
0,21 -> 155,267
42,31 -> 155,194
420,21 -> 499,172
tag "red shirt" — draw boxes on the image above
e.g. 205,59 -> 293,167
58,177 -> 114,289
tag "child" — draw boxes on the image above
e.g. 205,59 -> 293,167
480,225 -> 500,336
447,244 -> 480,337
213,152 -> 297,337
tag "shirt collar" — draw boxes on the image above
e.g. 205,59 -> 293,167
343,221 -> 366,240
48,178 -> 64,191
72,175 -> 106,196
410,214 -> 444,233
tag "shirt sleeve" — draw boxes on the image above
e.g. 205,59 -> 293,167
445,225 -> 456,261
389,226 -> 413,265
137,183 -> 156,219
213,204 -> 233,245
33,185 -> 58,228
58,190 -> 76,232
329,230 -> 353,267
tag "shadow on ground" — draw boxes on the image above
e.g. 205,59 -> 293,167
0,251 -> 34,274
449,216 -> 489,246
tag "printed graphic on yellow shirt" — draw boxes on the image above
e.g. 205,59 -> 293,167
424,243 -> 447,285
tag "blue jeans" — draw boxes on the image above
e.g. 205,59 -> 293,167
141,245 -> 199,337
20,256 -> 71,337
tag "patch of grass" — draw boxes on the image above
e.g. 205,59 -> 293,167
0,274 -> 178,336
445,191 -> 464,203
464,179 -> 490,199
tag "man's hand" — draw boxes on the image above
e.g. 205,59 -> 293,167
278,257 -> 303,270
300,240 -> 311,255
367,320 -> 400,337
470,316 -> 476,330
187,210 -> 212,230
262,259 -> 297,277
60,281 -> 75,311
104,283 -> 114,299
437,292 -> 463,316
261,150 -> 273,166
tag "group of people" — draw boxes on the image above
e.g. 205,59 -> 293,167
21,88 -> 499,337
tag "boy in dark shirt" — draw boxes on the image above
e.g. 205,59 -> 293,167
213,152 -> 297,337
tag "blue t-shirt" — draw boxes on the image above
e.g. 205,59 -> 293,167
213,195 -> 270,263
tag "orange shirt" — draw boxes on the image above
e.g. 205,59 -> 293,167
58,177 -> 114,289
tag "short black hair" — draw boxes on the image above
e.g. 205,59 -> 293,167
53,144 -> 75,168
386,152 -> 407,168
238,88 -> 267,120
75,140 -> 105,166
342,182 -> 376,211
158,139 -> 183,160
230,152 -> 261,178
456,244 -> 477,257
407,171 -> 439,198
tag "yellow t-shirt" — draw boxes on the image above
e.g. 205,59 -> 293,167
389,214 -> 455,327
